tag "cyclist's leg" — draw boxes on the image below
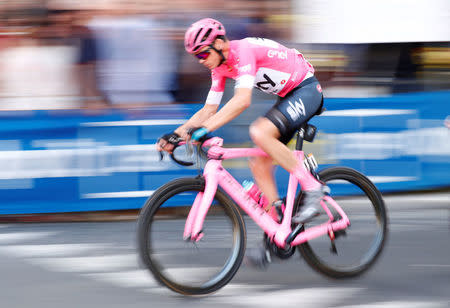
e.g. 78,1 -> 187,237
249,118 -> 289,217
249,155 -> 279,206
253,77 -> 325,223
249,117 -> 299,175
249,89 -> 322,193
245,118 -> 289,269
245,77 -> 324,269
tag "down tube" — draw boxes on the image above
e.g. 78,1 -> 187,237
217,169 -> 279,236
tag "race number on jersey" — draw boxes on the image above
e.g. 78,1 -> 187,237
255,67 -> 290,94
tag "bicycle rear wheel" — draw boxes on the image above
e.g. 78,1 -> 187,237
137,177 -> 246,295
297,167 -> 388,278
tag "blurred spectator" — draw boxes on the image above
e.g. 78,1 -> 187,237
0,7 -> 81,110
81,5 -> 177,108
0,0 -> 448,109
393,43 -> 424,93
72,10 -> 110,110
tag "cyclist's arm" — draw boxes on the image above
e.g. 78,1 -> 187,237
175,104 -> 219,139
175,72 -> 226,139
201,42 -> 256,132
202,87 -> 252,132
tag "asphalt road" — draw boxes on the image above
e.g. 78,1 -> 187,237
0,193 -> 448,308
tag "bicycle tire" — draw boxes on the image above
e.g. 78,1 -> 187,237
137,177 -> 246,295
297,166 -> 388,278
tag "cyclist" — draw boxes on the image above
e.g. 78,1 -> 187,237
157,18 -> 326,268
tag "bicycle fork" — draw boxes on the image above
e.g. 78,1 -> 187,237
183,162 -> 220,241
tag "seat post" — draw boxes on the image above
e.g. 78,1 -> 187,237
295,125 -> 306,151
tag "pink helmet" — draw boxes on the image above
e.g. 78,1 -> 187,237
184,18 -> 226,54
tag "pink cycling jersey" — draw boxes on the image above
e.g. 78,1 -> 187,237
205,37 -> 314,105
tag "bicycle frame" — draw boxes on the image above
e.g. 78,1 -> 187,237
183,137 -> 350,249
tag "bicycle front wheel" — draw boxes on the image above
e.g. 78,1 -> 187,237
137,177 -> 246,295
297,167 -> 388,278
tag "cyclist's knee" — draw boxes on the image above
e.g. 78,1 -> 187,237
249,156 -> 272,169
249,157 -> 273,180
249,118 -> 279,145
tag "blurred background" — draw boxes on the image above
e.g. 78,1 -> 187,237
0,0 -> 449,215
0,2 -> 448,307
1,0 -> 449,109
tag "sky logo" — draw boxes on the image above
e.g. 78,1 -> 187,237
286,99 -> 305,121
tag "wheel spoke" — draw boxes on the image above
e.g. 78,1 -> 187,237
298,167 -> 388,278
137,178 -> 246,295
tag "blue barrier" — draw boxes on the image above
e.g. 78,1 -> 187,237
0,91 -> 449,214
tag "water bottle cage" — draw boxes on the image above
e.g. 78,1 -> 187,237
256,193 -> 266,207
303,153 -> 318,171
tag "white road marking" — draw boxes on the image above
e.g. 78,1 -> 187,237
337,301 -> 448,308
150,243 -> 238,249
409,264 -> 450,268
143,282 -> 280,297
389,224 -> 437,232
162,266 -> 222,281
389,210 -> 448,220
0,232 -> 58,244
215,287 -> 362,308
216,283 -> 279,296
30,254 -> 138,272
0,243 -> 109,257
85,270 -> 159,288
87,267 -> 228,290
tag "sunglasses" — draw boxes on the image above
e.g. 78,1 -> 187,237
194,46 -> 213,60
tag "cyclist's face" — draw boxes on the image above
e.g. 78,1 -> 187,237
196,45 -> 221,70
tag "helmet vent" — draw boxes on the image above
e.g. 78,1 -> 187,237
193,28 -> 203,46
201,29 -> 212,42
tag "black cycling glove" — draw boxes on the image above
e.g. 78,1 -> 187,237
159,132 -> 182,147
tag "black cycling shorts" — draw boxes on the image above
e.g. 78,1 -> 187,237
265,76 -> 323,144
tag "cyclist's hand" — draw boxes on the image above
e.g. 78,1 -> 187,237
177,129 -> 190,142
157,132 -> 182,154
187,127 -> 209,142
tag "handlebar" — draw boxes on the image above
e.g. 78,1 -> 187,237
158,136 -> 211,167
170,146 -> 195,166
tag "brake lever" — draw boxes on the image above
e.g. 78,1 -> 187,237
185,141 -> 194,157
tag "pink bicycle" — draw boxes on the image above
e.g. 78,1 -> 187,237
137,123 -> 388,296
